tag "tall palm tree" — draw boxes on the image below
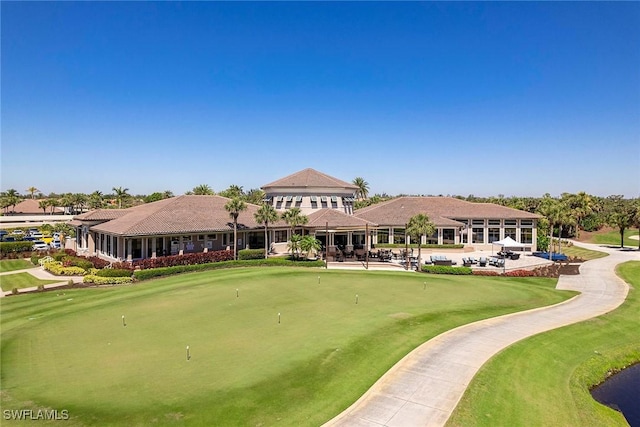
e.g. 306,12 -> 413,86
352,177 -> 369,200
564,192 -> 594,238
254,203 -> 279,259
88,191 -> 104,210
38,200 -> 49,214
219,185 -> 244,199
192,184 -> 215,195
245,188 -> 266,205
224,197 -> 247,260
112,187 -> 130,209
26,187 -> 40,199
605,196 -> 635,248
406,213 -> 436,271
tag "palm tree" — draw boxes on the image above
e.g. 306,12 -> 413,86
245,188 -> 266,205
112,187 -> 130,209
192,184 -> 215,195
605,196 -> 635,248
224,197 -> 247,260
38,200 -> 49,214
406,213 -> 436,271
300,235 -> 322,259
281,207 -> 309,235
88,191 -> 104,210
287,233 -> 303,260
26,186 -> 40,199
254,203 -> 279,259
353,177 -> 369,200
564,192 -> 594,238
219,185 -> 244,199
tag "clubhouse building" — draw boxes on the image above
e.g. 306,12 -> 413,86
72,168 -> 540,261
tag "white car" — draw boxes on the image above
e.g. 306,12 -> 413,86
32,240 -> 49,251
30,232 -> 44,239
50,240 -> 62,249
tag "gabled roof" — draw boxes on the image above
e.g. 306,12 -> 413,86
262,168 -> 358,191
81,195 -> 285,237
11,199 -> 64,214
75,209 -> 130,221
307,209 -> 377,229
355,197 -> 539,226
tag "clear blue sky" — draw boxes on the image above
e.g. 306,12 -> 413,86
2,2 -> 639,198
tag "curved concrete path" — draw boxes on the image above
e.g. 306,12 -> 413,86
324,242 -> 639,427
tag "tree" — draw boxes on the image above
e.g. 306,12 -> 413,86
281,207 -> 309,235
605,196 -> 635,248
192,184 -> 215,195
219,185 -> 244,199
300,235 -> 322,259
224,197 -> 247,260
537,195 -> 561,255
1,189 -> 20,214
254,203 -> 279,259
245,188 -> 266,205
562,192 -> 594,238
88,191 -> 104,210
353,177 -> 369,200
406,213 -> 436,271
632,199 -> 640,250
112,187 -> 130,209
38,200 -> 50,214
287,233 -> 303,260
26,186 -> 40,199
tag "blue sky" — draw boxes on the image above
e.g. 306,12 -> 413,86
2,2 -> 639,198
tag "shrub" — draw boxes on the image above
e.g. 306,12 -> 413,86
83,275 -> 133,285
132,250 -> 234,270
43,261 -> 86,276
1,241 -> 34,254
134,258 -> 325,281
11,288 -> 18,295
85,256 -> 110,269
37,285 -> 45,292
503,269 -> 536,277
421,265 -> 473,275
96,268 -> 132,278
238,249 -> 265,260
62,257 -> 93,271
472,270 -> 500,276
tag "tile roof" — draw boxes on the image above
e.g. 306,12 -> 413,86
355,197 -> 540,226
11,199 -> 64,214
307,209 -> 377,229
75,209 -> 130,221
262,168 -> 358,191
84,196 -> 285,236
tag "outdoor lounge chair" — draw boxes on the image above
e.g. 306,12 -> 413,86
478,257 -> 487,267
462,258 -> 473,267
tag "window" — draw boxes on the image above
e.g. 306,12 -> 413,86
442,229 -> 455,244
521,228 -> 533,244
182,235 -> 192,241
521,219 -> 533,226
488,219 -> 501,226
331,196 -> 337,202
505,228 -> 517,240
426,230 -> 438,244
472,219 -> 485,226
393,228 -> 406,244
320,196 -> 327,202
295,196 -> 302,203
488,228 -> 500,243
472,228 -> 484,244
274,230 -> 288,243
197,235 -> 205,241
504,219 -> 517,226
286,195 -> 293,202
377,229 -> 389,245
310,196 -> 317,202
207,234 -> 217,240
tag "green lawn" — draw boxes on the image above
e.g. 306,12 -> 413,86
0,272 -> 61,292
585,228 -> 639,248
562,245 -> 609,261
0,259 -> 35,273
447,261 -> 640,427
0,268 -> 573,426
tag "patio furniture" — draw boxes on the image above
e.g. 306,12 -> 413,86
510,253 -> 520,260
462,258 -> 473,267
478,257 -> 487,267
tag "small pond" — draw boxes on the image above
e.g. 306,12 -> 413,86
590,363 -> 640,427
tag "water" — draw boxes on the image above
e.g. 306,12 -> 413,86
591,363 -> 640,427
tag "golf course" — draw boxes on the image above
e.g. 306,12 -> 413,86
1,267 -> 573,426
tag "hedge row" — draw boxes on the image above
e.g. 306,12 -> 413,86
376,244 -> 464,249
238,249 -> 265,260
1,241 -> 34,254
132,250 -> 234,270
96,268 -> 133,278
421,265 -> 473,275
83,275 -> 134,285
134,258 -> 325,281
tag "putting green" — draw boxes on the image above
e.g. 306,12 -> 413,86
1,268 -> 572,426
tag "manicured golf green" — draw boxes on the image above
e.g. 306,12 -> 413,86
447,261 -> 640,427
585,228 -> 639,248
0,272 -> 61,292
0,259 -> 35,273
1,267 -> 573,426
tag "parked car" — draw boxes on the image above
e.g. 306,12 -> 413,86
30,232 -> 44,239
0,230 -> 8,238
27,228 -> 40,235
11,230 -> 24,236
32,240 -> 49,251
23,236 -> 36,241
2,236 -> 16,242
50,240 -> 62,249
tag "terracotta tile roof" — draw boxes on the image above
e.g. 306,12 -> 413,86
307,209 -> 377,229
85,196 -> 285,236
75,209 -> 130,221
355,197 -> 540,226
262,168 -> 358,191
11,199 -> 64,214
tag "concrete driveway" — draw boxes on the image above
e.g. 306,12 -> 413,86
323,242 -> 638,427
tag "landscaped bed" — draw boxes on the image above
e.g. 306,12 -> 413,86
0,268 -> 573,426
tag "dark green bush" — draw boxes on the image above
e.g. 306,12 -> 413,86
421,265 -> 472,275
96,268 -> 133,278
1,241 -> 34,254
134,258 -> 325,281
238,249 -> 265,260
